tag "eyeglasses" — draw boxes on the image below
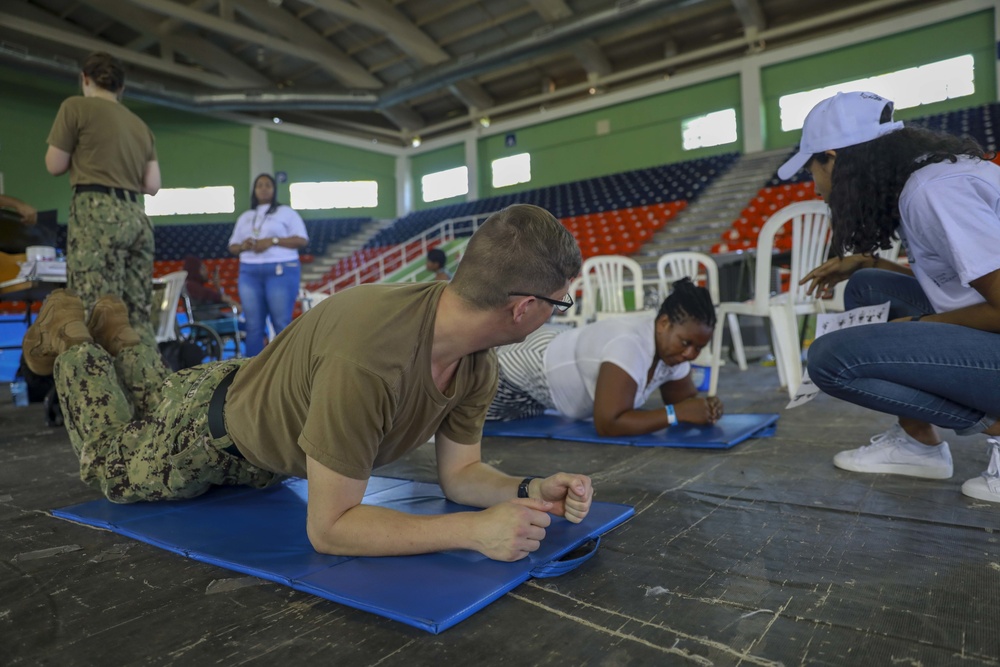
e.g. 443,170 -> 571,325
508,291 -> 575,313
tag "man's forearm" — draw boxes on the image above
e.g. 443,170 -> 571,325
439,461 -> 519,508
307,503 -> 477,557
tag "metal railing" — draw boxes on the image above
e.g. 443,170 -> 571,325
312,212 -> 492,294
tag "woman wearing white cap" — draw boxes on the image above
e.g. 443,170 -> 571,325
784,91 -> 1000,504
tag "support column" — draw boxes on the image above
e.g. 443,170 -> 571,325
740,60 -> 765,154
994,0 -> 1000,102
465,134 -> 479,201
396,154 -> 413,218
249,125 -> 273,184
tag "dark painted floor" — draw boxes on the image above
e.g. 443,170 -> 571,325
2,359 -> 998,666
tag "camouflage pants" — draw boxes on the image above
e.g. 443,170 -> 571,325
68,191 -> 158,350
54,341 -> 277,504
68,191 -> 166,398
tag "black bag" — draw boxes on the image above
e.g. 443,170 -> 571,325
16,354 -> 54,403
158,340 -> 205,372
15,355 -> 64,427
44,387 -> 63,427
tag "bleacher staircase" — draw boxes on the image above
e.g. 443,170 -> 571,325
301,217 -> 396,284
637,148 -> 790,282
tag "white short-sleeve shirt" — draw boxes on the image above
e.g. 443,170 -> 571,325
544,313 -> 690,419
897,157 -> 1000,313
228,204 -> 309,264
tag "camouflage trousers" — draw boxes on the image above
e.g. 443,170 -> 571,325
54,341 -> 277,504
68,191 -> 158,349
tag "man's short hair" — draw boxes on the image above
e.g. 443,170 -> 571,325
426,248 -> 447,267
451,204 -> 581,309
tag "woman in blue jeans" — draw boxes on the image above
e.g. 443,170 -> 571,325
228,174 -> 308,356
783,91 -> 1000,504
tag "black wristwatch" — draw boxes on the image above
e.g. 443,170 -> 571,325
517,477 -> 535,499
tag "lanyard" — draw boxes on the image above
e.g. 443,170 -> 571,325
251,207 -> 271,238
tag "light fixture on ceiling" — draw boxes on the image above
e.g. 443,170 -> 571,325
411,136 -> 422,147
272,117 -> 283,124
479,116 -> 491,128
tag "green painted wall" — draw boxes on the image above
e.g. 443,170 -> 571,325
0,64 -> 253,225
410,144 -> 466,211
477,76 -> 743,198
267,131 -> 397,220
762,11 -> 996,150
1,65 -> 87,223
139,104 -> 251,224
0,63 -> 394,226
2,9 -> 998,226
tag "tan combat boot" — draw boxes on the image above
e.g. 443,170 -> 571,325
22,289 -> 93,376
86,295 -> 142,356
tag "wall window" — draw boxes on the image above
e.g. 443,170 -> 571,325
780,54 -> 976,132
422,166 -> 469,203
682,109 -> 738,150
144,186 -> 235,216
290,181 -> 378,209
492,153 -> 531,188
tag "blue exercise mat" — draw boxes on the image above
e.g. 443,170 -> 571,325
482,413 -> 779,449
52,476 -> 634,634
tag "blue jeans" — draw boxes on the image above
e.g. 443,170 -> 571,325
809,269 -> 999,435
238,261 -> 300,356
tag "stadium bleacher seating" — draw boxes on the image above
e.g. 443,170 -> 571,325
7,101 -> 1000,315
714,101 -> 1000,252
0,217 -> 368,315
364,153 -> 739,250
306,153 -> 739,291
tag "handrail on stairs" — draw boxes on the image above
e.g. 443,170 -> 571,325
313,211 -> 494,294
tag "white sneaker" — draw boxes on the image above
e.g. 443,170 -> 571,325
833,423 -> 953,479
961,439 -> 1000,503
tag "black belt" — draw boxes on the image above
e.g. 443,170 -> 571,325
74,184 -> 140,203
208,368 -> 243,459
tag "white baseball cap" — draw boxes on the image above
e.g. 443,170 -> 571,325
777,91 -> 904,180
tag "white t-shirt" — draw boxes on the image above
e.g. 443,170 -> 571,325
544,313 -> 690,419
228,204 -> 308,264
897,157 -> 1000,313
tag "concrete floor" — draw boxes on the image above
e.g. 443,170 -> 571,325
2,358 -> 998,666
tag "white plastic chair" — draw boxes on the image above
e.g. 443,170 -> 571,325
656,251 -> 720,305
580,255 -> 646,322
656,251 -> 722,395
709,201 -> 832,399
152,271 -> 187,344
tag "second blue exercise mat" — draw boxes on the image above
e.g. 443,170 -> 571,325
52,476 -> 634,634
482,413 -> 779,449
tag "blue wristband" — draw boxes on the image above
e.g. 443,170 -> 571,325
665,404 -> 677,426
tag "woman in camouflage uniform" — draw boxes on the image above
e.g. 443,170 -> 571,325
45,51 -> 162,353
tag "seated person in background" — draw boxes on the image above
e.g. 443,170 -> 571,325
426,248 -> 452,281
0,194 -> 38,226
182,255 -> 240,319
487,278 -> 723,436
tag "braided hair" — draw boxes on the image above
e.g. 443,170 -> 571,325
657,277 -> 716,328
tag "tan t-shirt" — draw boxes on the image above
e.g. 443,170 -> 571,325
225,281 -> 498,480
46,96 -> 157,192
